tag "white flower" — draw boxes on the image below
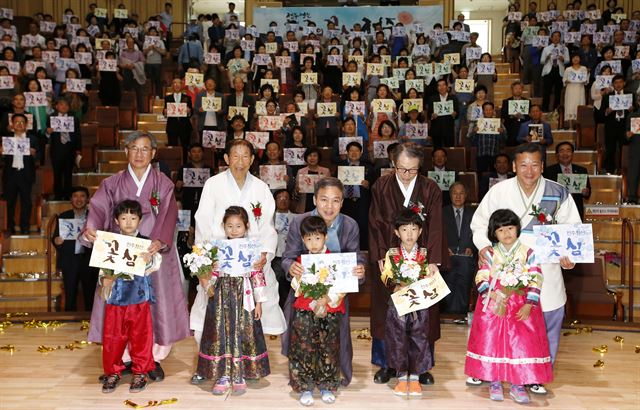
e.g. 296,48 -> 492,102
203,242 -> 213,251
301,273 -> 318,285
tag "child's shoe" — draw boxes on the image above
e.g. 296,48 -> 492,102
393,380 -> 408,396
510,384 -> 530,404
190,374 -> 206,385
299,391 -> 314,406
212,377 -> 231,396
101,374 -> 120,393
320,389 -> 336,404
489,381 -> 503,401
528,383 -> 547,395
408,380 -> 422,396
232,378 -> 247,396
129,374 -> 148,393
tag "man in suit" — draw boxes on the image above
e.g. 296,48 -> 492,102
2,113 -> 38,234
339,141 -> 374,250
543,141 -> 591,219
224,75 -> 255,125
456,13 -> 471,32
194,77 -> 225,133
599,74 -> 635,173
47,98 -> 82,200
427,147 -> 457,206
478,153 -> 515,201
51,186 -> 98,311
165,77 -> 193,163
427,78 -> 459,148
501,80 -> 531,146
441,182 -> 477,314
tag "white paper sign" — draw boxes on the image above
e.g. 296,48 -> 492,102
630,117 -> 640,134
476,62 -> 495,75
166,102 -> 188,117
338,166 -> 365,186
532,224 -> 594,264
428,170 -> 455,190
391,273 -> 451,315
38,79 -> 52,93
201,96 -> 221,112
300,252 -> 359,293
177,210 -> 191,231
182,168 -> 211,187
557,174 -> 588,194
609,94 -> 632,110
245,131 -> 269,149
298,173 -> 320,193
65,78 -> 86,93
202,130 -> 226,148
2,137 -> 30,155
477,118 -> 501,134
405,123 -> 428,139
284,148 -> 306,166
258,115 -> 283,131
373,140 -> 395,159
455,79 -> 474,93
59,219 -> 83,240
338,137 -> 363,155
204,52 -> 221,65
24,60 -> 46,75
24,92 -> 47,107
98,59 -> 117,72
372,99 -> 395,113
316,102 -> 337,117
213,238 -> 261,277
433,100 -> 454,116
260,165 -> 287,189
89,231 -> 152,276
185,72 -> 204,87
50,116 -> 74,132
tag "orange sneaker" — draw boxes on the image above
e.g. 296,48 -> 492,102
408,380 -> 422,396
393,380 -> 409,396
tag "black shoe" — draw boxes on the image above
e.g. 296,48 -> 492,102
373,367 -> 397,384
101,374 -> 120,393
148,361 -> 164,382
190,374 -> 206,385
129,374 -> 148,393
98,361 -> 131,382
419,372 -> 434,385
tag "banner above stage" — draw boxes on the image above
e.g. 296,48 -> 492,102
252,6 -> 444,36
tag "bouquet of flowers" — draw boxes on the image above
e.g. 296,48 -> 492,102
299,263 -> 337,317
388,253 -> 429,286
183,242 -> 218,294
492,260 -> 538,316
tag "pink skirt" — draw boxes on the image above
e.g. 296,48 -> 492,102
464,291 -> 553,385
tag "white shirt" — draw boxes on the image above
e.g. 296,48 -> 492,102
127,164 -> 151,197
11,132 -> 27,170
541,43 -> 569,76
395,174 -> 417,207
470,177 -> 582,312
173,93 -> 181,103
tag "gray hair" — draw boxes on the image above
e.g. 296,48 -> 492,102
314,176 -> 344,197
391,142 -> 424,166
449,181 -> 467,193
124,131 -> 158,149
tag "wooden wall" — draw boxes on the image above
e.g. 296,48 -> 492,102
0,0 -> 187,34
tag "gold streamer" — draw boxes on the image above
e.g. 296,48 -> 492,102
593,360 -> 605,368
123,398 -> 178,408
5,312 -> 28,318
592,345 -> 608,354
562,326 -> 592,336
80,320 -> 90,330
0,320 -> 12,332
1,344 -> 15,353
37,345 -> 61,353
613,336 -> 624,343
351,328 -> 372,340
23,320 -> 65,329
635,346 -> 640,354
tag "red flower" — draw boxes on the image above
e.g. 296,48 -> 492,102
411,206 -> 420,214
537,213 -> 546,223
252,207 -> 262,217
150,197 -> 159,206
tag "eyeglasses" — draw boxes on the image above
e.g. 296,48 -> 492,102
128,146 -> 152,155
395,167 -> 420,175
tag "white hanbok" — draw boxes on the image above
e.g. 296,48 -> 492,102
191,170 -> 286,340
470,177 -> 582,312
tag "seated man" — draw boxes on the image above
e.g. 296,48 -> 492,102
543,141 -> 590,219
478,153 -> 515,201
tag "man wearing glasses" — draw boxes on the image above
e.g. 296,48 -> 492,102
368,142 -> 446,386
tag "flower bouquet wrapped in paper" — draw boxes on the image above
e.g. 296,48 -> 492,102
298,262 -> 337,317
491,260 -> 539,316
183,242 -> 218,296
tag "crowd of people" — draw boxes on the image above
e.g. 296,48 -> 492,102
0,0 -> 630,406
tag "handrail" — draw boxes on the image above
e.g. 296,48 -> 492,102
45,213 -> 59,313
621,218 -> 635,322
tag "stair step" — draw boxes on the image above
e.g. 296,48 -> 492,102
72,172 -> 113,186
5,236 -> 48,252
2,255 -> 52,273
98,162 -> 128,173
137,121 -> 167,132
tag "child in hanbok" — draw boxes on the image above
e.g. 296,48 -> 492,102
288,216 -> 344,406
380,209 -> 432,397
99,200 -> 161,394
465,209 -> 552,404
195,206 -> 270,396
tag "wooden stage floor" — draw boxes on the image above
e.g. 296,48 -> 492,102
0,318 -> 639,410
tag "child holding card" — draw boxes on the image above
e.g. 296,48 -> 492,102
465,209 -> 552,404
100,200 -> 162,394
287,216 -> 344,406
379,208 -> 433,397
195,206 -> 270,396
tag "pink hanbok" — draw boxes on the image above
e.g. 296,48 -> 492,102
465,241 -> 553,385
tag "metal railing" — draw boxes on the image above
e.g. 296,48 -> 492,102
621,218 -> 635,322
45,213 -> 59,312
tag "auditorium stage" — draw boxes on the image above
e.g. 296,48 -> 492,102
0,318 -> 638,409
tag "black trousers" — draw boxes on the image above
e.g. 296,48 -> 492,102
3,171 -> 32,232
441,255 -> 477,314
61,253 -> 98,311
542,66 -> 563,111
145,64 -> 163,98
627,134 -> 640,201
52,150 -> 74,200
271,257 -> 290,309
167,123 -> 192,163
122,68 -> 146,113
476,155 -> 495,174
604,120 -> 626,173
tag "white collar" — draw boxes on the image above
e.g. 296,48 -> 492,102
395,174 -> 417,207
14,132 -> 26,138
225,169 -> 252,196
434,166 -> 446,172
128,164 -> 152,197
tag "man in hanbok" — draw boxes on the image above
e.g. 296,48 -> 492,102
470,143 -> 581,395
368,142 -> 447,385
81,131 -> 190,381
191,139 -> 286,383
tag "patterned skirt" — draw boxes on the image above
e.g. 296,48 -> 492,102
196,276 -> 270,382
